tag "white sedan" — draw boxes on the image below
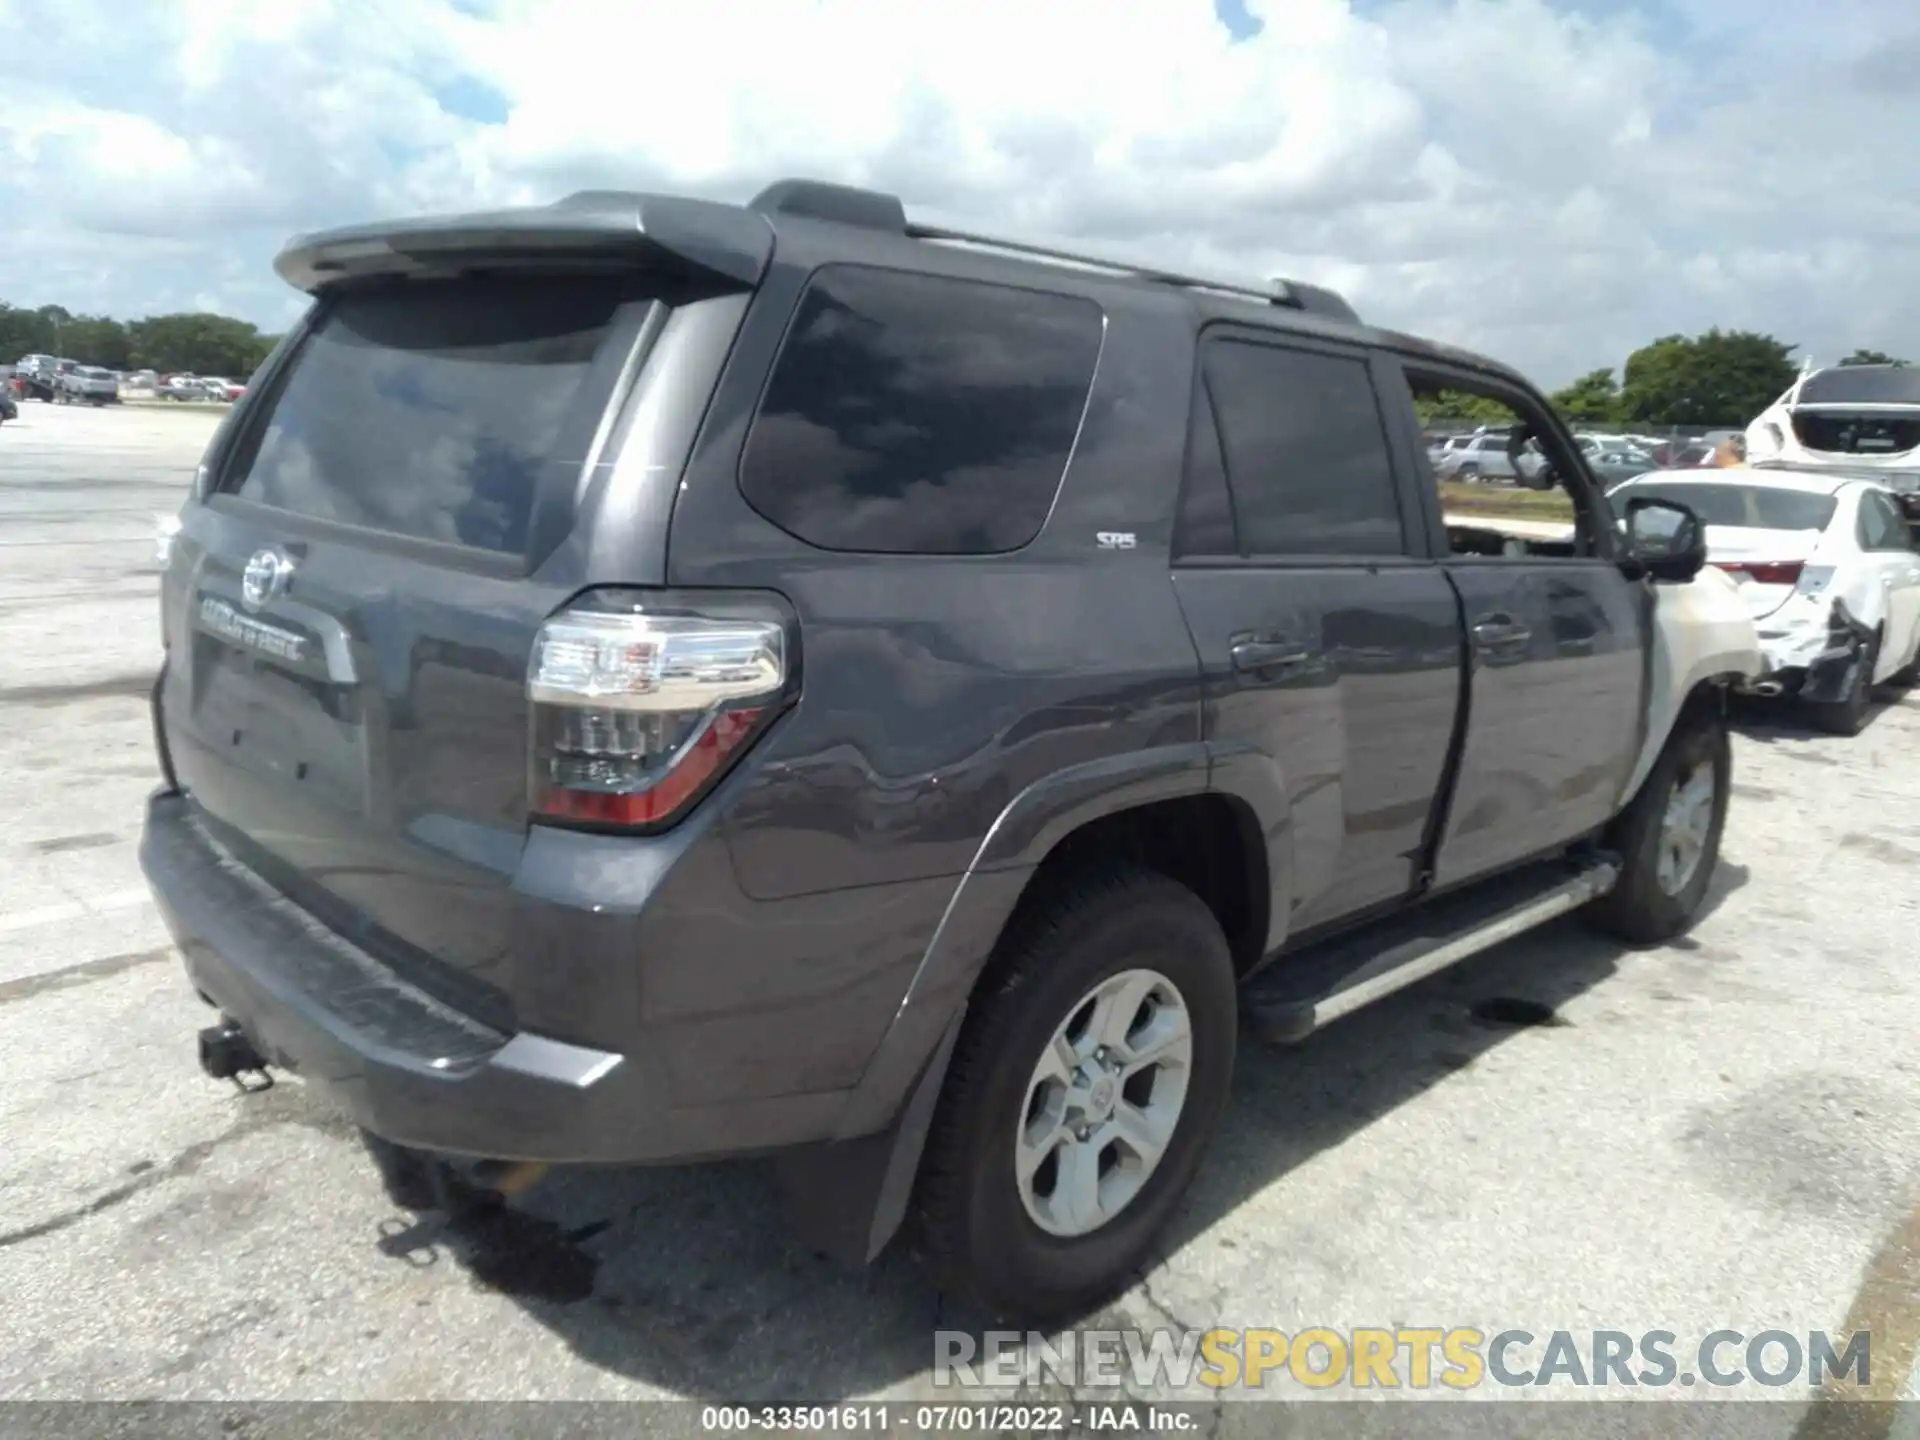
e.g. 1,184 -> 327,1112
1608,466 -> 1920,734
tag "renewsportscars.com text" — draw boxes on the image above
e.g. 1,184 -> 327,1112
934,1327 -> 1873,1392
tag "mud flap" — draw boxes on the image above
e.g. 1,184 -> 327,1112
773,1010 -> 963,1266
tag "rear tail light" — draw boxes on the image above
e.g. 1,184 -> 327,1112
1713,560 -> 1804,586
528,591 -> 795,830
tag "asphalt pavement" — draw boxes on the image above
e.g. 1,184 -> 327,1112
1,400 -> 1917,1417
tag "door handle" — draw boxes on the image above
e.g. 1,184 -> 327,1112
1231,638 -> 1313,672
1472,616 -> 1533,648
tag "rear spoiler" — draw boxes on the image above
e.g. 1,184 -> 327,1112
274,191 -> 775,294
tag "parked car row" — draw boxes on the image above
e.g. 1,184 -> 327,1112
157,373 -> 245,402
1423,427 -> 1666,488
7,356 -> 244,405
6,358 -> 120,405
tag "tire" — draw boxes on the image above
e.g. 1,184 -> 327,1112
1456,463 -> 1480,481
1584,712 -> 1731,945
912,866 -> 1238,1321
1806,631 -> 1878,736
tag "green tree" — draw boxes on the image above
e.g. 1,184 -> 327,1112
1838,348 -> 1907,367
0,303 -> 51,359
0,302 -> 75,359
4,298 -> 279,374
58,315 -> 132,369
1414,388 -> 1514,426
1550,367 -> 1623,424
125,312 -> 276,377
1620,330 -> 1799,426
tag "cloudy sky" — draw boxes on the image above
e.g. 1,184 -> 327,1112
1,0 -> 1914,386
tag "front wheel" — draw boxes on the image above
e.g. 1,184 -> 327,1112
1585,712 -> 1730,944
912,867 -> 1237,1321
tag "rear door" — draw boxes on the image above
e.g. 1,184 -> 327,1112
157,272 -> 740,1016
1168,329 -> 1465,940
1856,486 -> 1920,677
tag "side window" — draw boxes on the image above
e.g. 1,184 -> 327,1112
1859,491 -> 1910,551
738,266 -> 1104,555
1406,371 -> 1595,559
1200,339 -> 1406,558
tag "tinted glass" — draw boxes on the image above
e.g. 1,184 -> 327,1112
739,267 -> 1102,555
1798,367 -> 1920,406
1202,341 -> 1404,556
1173,389 -> 1237,558
1613,482 -> 1836,531
225,277 -> 629,554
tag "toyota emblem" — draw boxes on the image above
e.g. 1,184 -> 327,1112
241,548 -> 295,611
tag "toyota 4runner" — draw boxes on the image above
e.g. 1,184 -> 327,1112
141,178 -> 1762,1319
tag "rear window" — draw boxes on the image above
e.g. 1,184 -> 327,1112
1797,366 -> 1920,407
738,266 -> 1104,554
222,278 -> 632,554
1616,481 -> 1837,531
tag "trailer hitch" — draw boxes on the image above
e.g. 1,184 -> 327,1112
197,1020 -> 274,1093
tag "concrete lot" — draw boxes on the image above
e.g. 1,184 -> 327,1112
2,401 -> 1918,1413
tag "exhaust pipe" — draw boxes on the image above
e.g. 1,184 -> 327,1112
1750,679 -> 1786,697
470,1159 -> 550,1196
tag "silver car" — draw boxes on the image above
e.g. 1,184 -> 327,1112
1434,431 -> 1525,481
55,365 -> 120,406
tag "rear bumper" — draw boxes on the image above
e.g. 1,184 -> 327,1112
138,790 -> 843,1165
1753,596 -> 1871,702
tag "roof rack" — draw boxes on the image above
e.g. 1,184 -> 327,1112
748,177 -> 1360,324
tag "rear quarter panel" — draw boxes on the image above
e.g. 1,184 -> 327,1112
662,235 -> 1209,902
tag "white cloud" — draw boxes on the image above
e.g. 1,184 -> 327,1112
1,0 -> 1915,384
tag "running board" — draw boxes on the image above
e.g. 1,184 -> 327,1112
1241,854 -> 1621,1046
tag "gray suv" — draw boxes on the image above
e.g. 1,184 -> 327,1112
141,179 -> 1756,1319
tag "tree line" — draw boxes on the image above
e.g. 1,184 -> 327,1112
1421,330 -> 1909,430
6,295 -> 1909,429
1,301 -> 282,382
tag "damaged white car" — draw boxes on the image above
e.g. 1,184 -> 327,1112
1747,363 -> 1920,474
1608,467 -> 1920,734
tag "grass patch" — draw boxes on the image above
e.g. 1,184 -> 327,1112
120,398 -> 233,413
1438,481 -> 1573,523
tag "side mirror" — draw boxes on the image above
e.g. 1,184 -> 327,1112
1510,430 -> 1559,491
1622,496 -> 1707,582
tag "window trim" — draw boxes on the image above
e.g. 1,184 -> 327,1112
1381,355 -> 1620,567
1169,351 -> 1239,563
1181,324 -> 1424,566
